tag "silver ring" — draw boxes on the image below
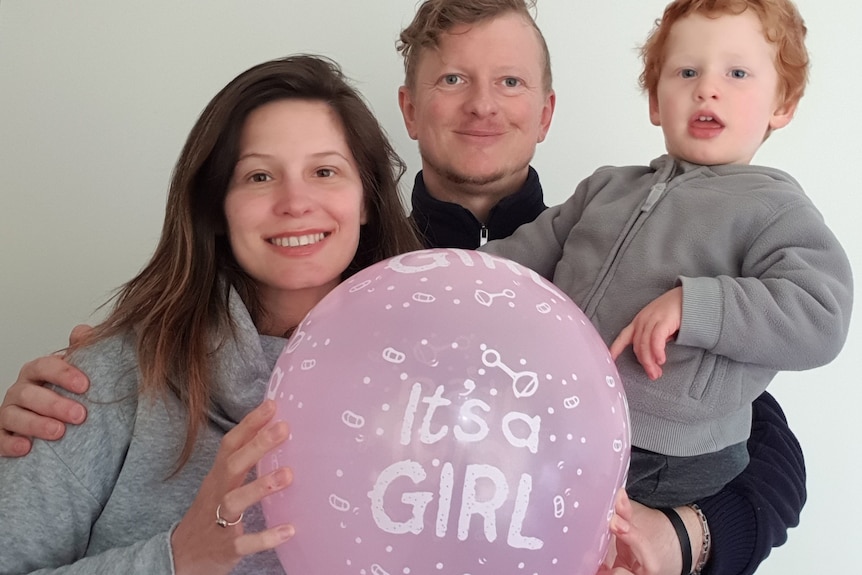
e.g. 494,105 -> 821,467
216,504 -> 243,528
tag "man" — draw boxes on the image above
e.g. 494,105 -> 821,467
1,2 -> 806,574
397,0 -> 553,249
394,2 -> 806,575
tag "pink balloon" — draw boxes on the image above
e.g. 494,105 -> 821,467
259,248 -> 630,575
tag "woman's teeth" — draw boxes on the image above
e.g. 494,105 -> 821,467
270,232 -> 326,247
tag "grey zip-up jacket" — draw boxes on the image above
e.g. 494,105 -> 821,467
484,155 -> 853,457
0,289 -> 286,575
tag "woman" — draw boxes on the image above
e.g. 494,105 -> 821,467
0,54 -> 422,574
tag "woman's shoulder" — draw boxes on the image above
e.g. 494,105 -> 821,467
53,333 -> 141,460
0,333 -> 144,512
65,332 -> 141,403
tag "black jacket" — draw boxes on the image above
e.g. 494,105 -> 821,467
409,167 -> 546,249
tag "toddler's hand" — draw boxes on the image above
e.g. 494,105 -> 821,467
608,287 -> 682,380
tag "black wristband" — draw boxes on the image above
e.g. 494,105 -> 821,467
658,507 -> 692,575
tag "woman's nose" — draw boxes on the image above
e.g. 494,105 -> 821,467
273,178 -> 314,216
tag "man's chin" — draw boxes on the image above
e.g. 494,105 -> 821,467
421,152 -> 531,193
442,168 -> 508,187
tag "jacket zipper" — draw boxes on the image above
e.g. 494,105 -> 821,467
581,181 -> 669,316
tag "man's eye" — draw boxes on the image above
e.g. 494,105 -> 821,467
730,69 -> 748,79
680,69 -> 697,79
503,77 -> 521,88
443,74 -> 461,85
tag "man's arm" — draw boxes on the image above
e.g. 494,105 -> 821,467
698,391 -> 805,575
602,391 -> 804,575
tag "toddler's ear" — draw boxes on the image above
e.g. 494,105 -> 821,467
769,100 -> 797,131
648,92 -> 662,126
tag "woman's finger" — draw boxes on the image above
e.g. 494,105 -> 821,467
219,400 -> 278,455
223,420 -> 290,481
221,466 -> 294,520
232,523 -> 296,557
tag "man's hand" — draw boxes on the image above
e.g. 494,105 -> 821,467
0,325 -> 93,456
601,490 -> 701,575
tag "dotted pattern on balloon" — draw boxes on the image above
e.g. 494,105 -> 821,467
258,248 -> 631,575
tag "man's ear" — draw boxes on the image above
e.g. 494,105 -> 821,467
769,99 -> 797,131
398,86 -> 419,141
648,91 -> 662,126
537,89 -> 556,143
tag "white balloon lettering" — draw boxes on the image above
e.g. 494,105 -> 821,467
368,460 -> 432,535
453,398 -> 491,442
400,383 -> 541,449
368,459 -> 543,550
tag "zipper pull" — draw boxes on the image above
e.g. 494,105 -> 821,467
642,183 -> 666,212
479,226 -> 489,247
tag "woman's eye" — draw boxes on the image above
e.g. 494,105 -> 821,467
731,69 -> 748,79
680,68 -> 697,79
250,173 -> 270,183
316,168 -> 335,178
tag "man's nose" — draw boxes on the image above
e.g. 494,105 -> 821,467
464,82 -> 500,117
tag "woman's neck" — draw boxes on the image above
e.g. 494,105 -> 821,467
257,279 -> 339,337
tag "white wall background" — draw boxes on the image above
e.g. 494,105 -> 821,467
1,1 -> 858,572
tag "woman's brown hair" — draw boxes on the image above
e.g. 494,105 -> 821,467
80,55 -> 422,468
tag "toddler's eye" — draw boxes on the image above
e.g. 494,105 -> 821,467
731,69 -> 748,79
680,68 -> 697,79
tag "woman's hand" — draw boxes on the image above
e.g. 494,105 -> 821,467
0,325 -> 93,456
171,399 -> 295,575
599,490 -> 702,575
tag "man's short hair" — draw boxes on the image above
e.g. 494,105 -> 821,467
397,0 -> 553,93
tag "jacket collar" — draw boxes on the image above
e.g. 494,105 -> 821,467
208,287 -> 286,431
409,167 -> 547,249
